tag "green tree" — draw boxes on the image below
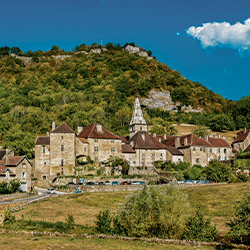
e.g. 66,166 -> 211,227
209,114 -> 235,132
192,126 -> 209,137
183,208 -> 217,242
95,209 -> 112,234
227,194 -> 250,245
115,184 -> 191,238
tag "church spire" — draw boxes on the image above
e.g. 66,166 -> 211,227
129,98 -> 147,138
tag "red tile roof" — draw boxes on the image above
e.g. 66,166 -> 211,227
77,123 -> 121,140
5,156 -> 33,167
51,122 -> 75,134
0,160 -> 15,175
117,136 -> 128,143
233,129 -> 250,143
78,138 -> 88,144
207,137 -> 231,148
126,131 -> 166,149
244,144 -> 250,152
122,144 -> 136,153
166,147 -> 184,155
36,136 -> 50,145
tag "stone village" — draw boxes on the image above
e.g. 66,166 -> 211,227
0,98 -> 249,191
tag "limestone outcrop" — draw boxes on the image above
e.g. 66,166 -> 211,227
125,45 -> 153,60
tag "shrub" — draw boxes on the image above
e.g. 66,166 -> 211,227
227,194 -> 250,245
182,209 -> 217,242
95,209 -> 112,234
115,184 -> 191,239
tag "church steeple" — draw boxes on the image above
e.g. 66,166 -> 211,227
129,98 -> 147,138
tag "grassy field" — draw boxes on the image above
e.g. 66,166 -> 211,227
7,182 -> 250,235
0,234 -> 215,249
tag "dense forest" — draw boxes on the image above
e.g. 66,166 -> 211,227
0,43 -> 249,158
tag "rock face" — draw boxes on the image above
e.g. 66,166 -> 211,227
141,90 -> 203,113
125,45 -> 153,60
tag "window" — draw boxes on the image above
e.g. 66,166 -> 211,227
122,155 -> 124,159
140,126 -> 142,130
142,154 -> 145,159
111,147 -> 115,152
225,157 -> 227,160
200,147 -> 202,151
61,169 -> 64,175
84,147 -> 86,152
196,158 -> 200,163
193,147 -> 196,151
218,156 -> 221,161
43,146 -> 45,153
61,145 -> 64,151
94,157 -> 98,162
61,136 -> 63,139
22,163 -> 26,169
238,144 -> 240,148
160,153 -> 163,157
44,162 -> 46,165
142,162 -> 145,166
151,154 -> 155,160
42,175 -> 47,180
224,149 -> 227,153
22,172 -> 26,179
94,147 -> 99,152
111,140 -> 114,144
94,139 -> 98,143
203,148 -> 206,153
218,148 -> 221,153
151,162 -> 154,165
61,159 -> 64,167
210,148 -> 212,153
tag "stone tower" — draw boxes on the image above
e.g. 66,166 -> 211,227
129,98 -> 147,138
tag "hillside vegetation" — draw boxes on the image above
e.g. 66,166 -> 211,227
0,43 -> 249,157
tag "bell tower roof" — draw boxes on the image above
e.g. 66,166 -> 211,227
130,98 -> 147,125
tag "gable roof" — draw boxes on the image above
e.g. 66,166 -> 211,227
163,134 -> 211,148
244,144 -> 250,152
122,144 -> 136,153
36,136 -> 50,145
51,122 -> 75,134
77,123 -> 121,140
5,155 -> 33,167
126,131 -> 166,150
0,161 -> 15,175
117,136 -> 128,143
166,147 -> 184,156
207,137 -> 231,148
233,129 -> 250,144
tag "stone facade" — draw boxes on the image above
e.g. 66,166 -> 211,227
232,129 -> 250,152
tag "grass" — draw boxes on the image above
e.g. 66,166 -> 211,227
0,234 -> 215,249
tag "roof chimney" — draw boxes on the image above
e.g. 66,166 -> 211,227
184,137 -> 187,146
141,133 -> 145,140
52,121 -> 55,131
77,126 -> 83,135
218,134 -> 220,138
204,135 -> 208,141
46,132 -> 49,137
164,134 -> 167,140
130,141 -> 134,147
153,133 -> 156,137
159,138 -> 161,143
175,137 -> 180,148
96,124 -> 103,133
244,127 -> 247,133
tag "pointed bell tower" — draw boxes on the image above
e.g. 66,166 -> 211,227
129,98 -> 147,138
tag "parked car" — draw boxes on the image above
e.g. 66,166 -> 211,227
85,181 -> 95,185
67,182 -> 75,185
131,181 -> 140,185
140,181 -> 145,185
120,181 -> 130,185
76,182 -> 84,185
112,181 -> 118,185
73,189 -> 83,194
98,182 -> 104,185
47,188 -> 56,194
94,182 -> 99,185
105,181 -> 111,185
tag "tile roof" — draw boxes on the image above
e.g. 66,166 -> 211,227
126,131 -> 166,149
51,122 -> 75,134
36,136 -> 50,145
117,136 -> 128,143
166,147 -> 184,155
233,129 -> 250,143
78,138 -> 88,144
77,123 -> 121,140
0,161 -> 15,175
244,144 -> 250,152
207,137 -> 231,148
163,134 -> 211,148
5,155 -> 33,167
122,144 -> 136,153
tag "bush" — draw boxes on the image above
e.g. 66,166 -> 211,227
227,194 -> 250,245
95,209 -> 112,234
114,184 -> 191,238
182,209 -> 217,242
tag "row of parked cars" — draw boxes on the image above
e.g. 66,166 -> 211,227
177,180 -> 211,184
67,180 -> 146,186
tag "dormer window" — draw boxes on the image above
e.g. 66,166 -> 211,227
141,134 -> 145,140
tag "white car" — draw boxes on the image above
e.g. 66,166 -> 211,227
47,188 -> 56,194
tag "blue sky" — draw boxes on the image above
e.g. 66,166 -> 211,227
1,0 -> 250,101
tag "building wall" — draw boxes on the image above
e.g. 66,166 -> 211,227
50,133 -> 75,176
34,145 -> 50,180
233,136 -> 250,152
87,138 -> 122,162
172,155 -> 184,164
75,138 -> 89,158
129,124 -> 147,138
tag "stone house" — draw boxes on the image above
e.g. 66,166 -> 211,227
232,128 -> 250,153
0,155 -> 33,192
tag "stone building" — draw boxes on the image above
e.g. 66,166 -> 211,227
0,155 -> 33,192
232,128 -> 250,153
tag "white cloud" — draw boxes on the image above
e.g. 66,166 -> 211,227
186,18 -> 250,55
176,32 -> 181,36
